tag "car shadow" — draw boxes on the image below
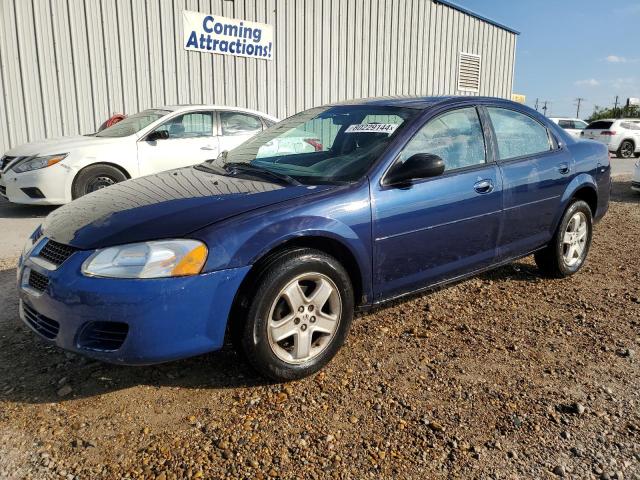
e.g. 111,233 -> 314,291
0,198 -> 57,219
610,179 -> 640,204
1,263 -> 539,404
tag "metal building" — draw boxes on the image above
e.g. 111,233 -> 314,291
0,0 -> 518,152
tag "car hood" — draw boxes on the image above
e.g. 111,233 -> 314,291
41,167 -> 332,249
5,134 -> 125,157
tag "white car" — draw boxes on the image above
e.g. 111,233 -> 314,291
632,159 -> 640,193
257,128 -> 324,158
0,105 -> 278,205
549,117 -> 589,139
581,118 -> 640,159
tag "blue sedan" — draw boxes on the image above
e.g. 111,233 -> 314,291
17,96 -> 610,381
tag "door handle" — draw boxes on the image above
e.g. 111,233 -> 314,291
200,146 -> 215,151
473,179 -> 494,194
558,163 -> 570,174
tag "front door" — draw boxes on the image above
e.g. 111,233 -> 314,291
484,107 -> 574,259
137,111 -> 219,176
372,106 -> 502,301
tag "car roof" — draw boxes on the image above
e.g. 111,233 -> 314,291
157,104 -> 278,120
327,95 -> 528,110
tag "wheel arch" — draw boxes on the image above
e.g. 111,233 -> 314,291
243,235 -> 365,307
618,138 -> 636,154
553,175 -> 597,230
571,184 -> 598,217
70,162 -> 132,198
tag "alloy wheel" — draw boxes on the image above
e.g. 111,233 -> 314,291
562,212 -> 588,267
620,141 -> 634,158
267,272 -> 342,364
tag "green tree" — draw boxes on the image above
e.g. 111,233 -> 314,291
587,104 -> 640,122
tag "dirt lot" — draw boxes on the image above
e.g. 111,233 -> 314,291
1,179 -> 639,480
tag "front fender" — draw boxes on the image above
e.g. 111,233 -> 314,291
194,183 -> 373,303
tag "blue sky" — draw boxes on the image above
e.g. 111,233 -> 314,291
454,0 -> 640,118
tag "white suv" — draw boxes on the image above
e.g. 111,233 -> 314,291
581,119 -> 640,158
549,117 -> 589,138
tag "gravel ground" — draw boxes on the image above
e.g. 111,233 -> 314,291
0,178 -> 638,480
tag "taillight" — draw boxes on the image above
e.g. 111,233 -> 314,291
600,131 -> 616,136
303,138 -> 323,152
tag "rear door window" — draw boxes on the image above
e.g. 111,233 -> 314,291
220,112 -> 264,135
558,120 -> 572,129
487,107 -> 551,160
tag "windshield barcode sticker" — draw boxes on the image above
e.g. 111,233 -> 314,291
345,123 -> 399,134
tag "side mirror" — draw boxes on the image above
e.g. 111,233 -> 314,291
146,130 -> 169,142
385,153 -> 445,186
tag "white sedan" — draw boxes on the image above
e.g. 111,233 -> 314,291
0,105 -> 278,205
548,117 -> 589,139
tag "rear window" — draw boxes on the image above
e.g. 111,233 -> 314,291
585,121 -> 613,130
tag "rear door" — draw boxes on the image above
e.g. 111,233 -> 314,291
216,111 -> 265,153
484,106 -> 574,259
137,111 -> 218,175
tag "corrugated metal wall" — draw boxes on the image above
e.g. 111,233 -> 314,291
0,0 -> 517,153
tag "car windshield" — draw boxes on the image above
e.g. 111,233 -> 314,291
95,109 -> 171,137
209,105 -> 419,184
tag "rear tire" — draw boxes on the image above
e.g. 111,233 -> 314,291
238,248 -> 354,381
534,200 -> 593,278
72,164 -> 127,199
617,140 -> 635,159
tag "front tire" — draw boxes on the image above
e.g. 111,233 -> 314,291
534,200 -> 593,278
239,248 -> 354,381
617,140 -> 635,159
72,164 -> 127,199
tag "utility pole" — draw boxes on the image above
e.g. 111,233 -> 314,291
575,97 -> 585,118
613,96 -> 619,118
534,98 -> 539,111
542,101 -> 549,116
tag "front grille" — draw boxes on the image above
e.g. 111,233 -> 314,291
77,322 -> 129,352
0,185 -> 6,197
38,239 -> 77,266
22,303 -> 59,340
1,155 -> 16,170
27,270 -> 49,293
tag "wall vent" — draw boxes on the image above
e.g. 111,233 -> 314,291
457,52 -> 481,92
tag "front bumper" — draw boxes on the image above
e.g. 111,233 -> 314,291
17,242 -> 250,364
0,164 -> 72,205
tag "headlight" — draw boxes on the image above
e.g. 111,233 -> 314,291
81,240 -> 208,279
12,154 -> 68,173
